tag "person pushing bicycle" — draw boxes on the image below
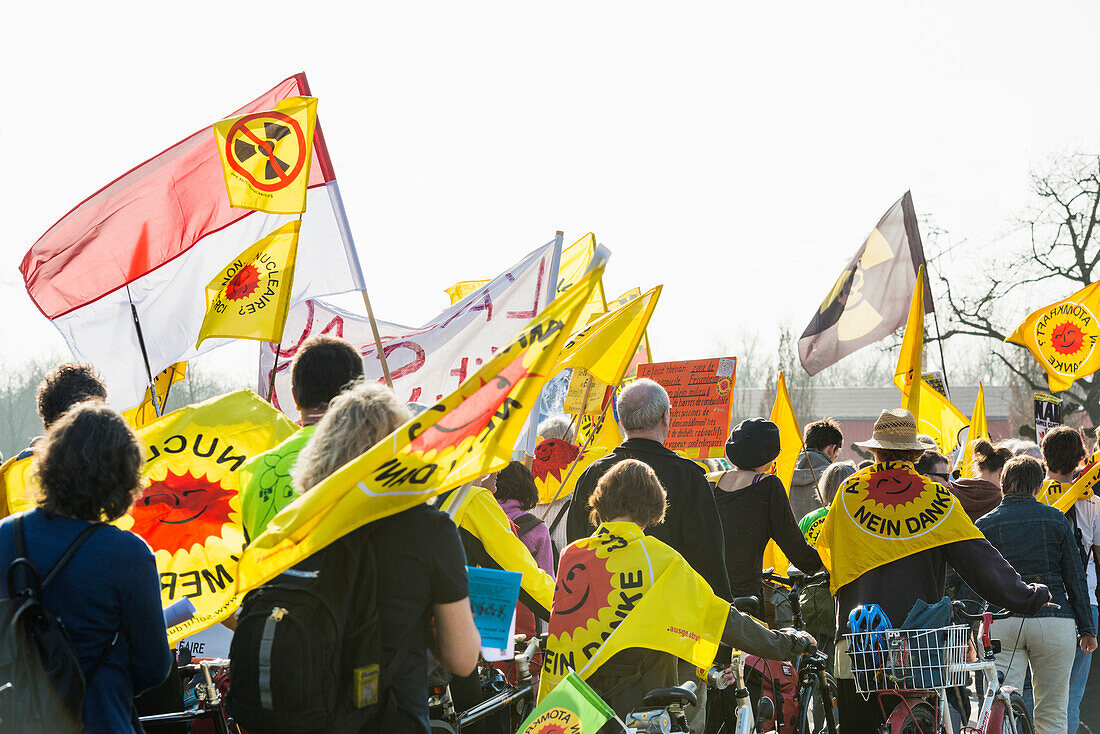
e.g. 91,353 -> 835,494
543,459 -> 816,733
813,409 -> 1051,730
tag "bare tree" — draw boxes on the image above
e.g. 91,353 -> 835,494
939,153 -> 1100,422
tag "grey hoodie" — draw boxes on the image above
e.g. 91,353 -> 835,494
788,449 -> 832,519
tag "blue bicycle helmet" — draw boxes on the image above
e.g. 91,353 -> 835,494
848,603 -> 892,650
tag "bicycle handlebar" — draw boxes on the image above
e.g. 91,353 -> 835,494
951,599 -> 1058,622
761,569 -> 830,591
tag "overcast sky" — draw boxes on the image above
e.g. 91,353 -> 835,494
3,1 -> 1099,385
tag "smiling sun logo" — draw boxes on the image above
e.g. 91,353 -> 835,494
225,263 -> 261,301
841,462 -> 958,540
129,470 -> 235,554
1035,301 -> 1100,376
549,545 -> 616,639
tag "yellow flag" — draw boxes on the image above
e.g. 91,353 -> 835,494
1038,465 -> 1099,513
0,456 -> 37,519
608,287 -> 653,379
540,522 -> 730,701
236,267 -> 604,594
445,280 -> 490,304
1005,280 -> 1100,393
530,287 -> 660,506
196,221 -> 300,349
439,485 -> 555,612
122,362 -> 187,429
894,266 -> 925,419
764,372 -> 803,575
915,382 -> 970,455
958,383 -> 988,478
814,461 -> 983,594
117,390 -> 297,643
213,96 -> 317,214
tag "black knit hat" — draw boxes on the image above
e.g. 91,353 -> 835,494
725,418 -> 781,469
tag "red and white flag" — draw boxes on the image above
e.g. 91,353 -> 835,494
20,73 -> 365,409
260,241 -> 556,421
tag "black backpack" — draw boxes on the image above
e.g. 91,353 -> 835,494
0,515 -> 113,733
229,528 -> 400,733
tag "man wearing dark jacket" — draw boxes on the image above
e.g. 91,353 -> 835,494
788,418 -> 843,520
565,378 -> 732,733
566,379 -> 732,601
817,409 -> 1051,731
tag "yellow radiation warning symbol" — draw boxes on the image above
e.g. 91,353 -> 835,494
224,111 -> 308,193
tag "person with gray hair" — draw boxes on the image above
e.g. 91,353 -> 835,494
537,414 -> 575,443
565,379 -> 732,732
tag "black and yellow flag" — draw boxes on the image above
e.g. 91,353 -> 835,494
798,192 -> 932,375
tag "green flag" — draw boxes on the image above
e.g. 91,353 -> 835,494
524,672 -> 615,733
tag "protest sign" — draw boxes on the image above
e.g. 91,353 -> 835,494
563,367 -> 610,415
637,357 -> 736,459
467,566 -> 523,649
1035,392 -> 1062,444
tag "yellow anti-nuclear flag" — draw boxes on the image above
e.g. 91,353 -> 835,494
214,96 -> 317,214
122,362 -> 187,429
118,390 -> 297,643
958,383 -> 988,478
533,287 -> 661,505
894,266 -> 925,419
236,266 -> 605,594
0,455 -> 36,519
915,383 -> 970,455
1006,280 -> 1100,393
196,221 -> 300,349
763,372 -> 803,575
541,522 -> 730,701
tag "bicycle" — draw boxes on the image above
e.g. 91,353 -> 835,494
138,658 -> 236,734
429,634 -> 543,733
844,602 -> 1035,734
626,670 -> 774,734
759,569 -> 839,734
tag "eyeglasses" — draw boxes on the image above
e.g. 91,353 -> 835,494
929,472 -> 951,483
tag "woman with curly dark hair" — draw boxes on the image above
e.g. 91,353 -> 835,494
0,400 -> 171,733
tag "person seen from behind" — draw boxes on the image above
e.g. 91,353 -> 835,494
815,409 -> 1050,731
976,455 -> 1096,734
711,418 -> 823,600
567,459 -> 815,733
0,401 -> 172,733
240,335 -> 364,542
487,461 -> 555,576
788,418 -> 844,519
269,382 -> 480,733
1039,425 -> 1100,734
949,439 -> 1011,522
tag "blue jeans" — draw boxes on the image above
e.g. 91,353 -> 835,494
1068,605 -> 1098,734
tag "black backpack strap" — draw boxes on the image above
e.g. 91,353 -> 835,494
512,512 -> 542,540
42,522 -> 106,588
546,498 -> 570,535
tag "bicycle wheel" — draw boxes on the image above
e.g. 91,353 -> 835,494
886,699 -> 939,734
1006,691 -> 1034,734
796,672 -> 838,734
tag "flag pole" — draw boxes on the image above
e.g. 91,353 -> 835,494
267,343 -> 282,401
125,285 -> 163,417
518,231 -> 564,459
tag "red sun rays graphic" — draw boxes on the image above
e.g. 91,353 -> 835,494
862,467 -> 926,510
409,355 -> 535,454
129,470 -> 235,554
225,264 -> 261,301
550,546 -> 615,638
1051,321 -> 1085,356
532,438 -> 581,484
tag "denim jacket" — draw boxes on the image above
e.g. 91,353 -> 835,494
977,494 -> 1094,635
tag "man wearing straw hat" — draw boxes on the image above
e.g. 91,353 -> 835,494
814,408 -> 1051,729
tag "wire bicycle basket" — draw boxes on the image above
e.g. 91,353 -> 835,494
844,625 -> 969,695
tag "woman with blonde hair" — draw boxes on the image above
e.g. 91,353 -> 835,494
233,383 -> 480,734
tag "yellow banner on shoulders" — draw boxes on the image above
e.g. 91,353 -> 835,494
540,521 -> 730,702
236,267 -> 604,595
814,461 -> 983,594
213,96 -> 317,214
1038,465 -> 1099,513
120,390 -> 297,643
439,485 -> 555,611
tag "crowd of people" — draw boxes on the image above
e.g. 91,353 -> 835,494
1,337 -> 1097,733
